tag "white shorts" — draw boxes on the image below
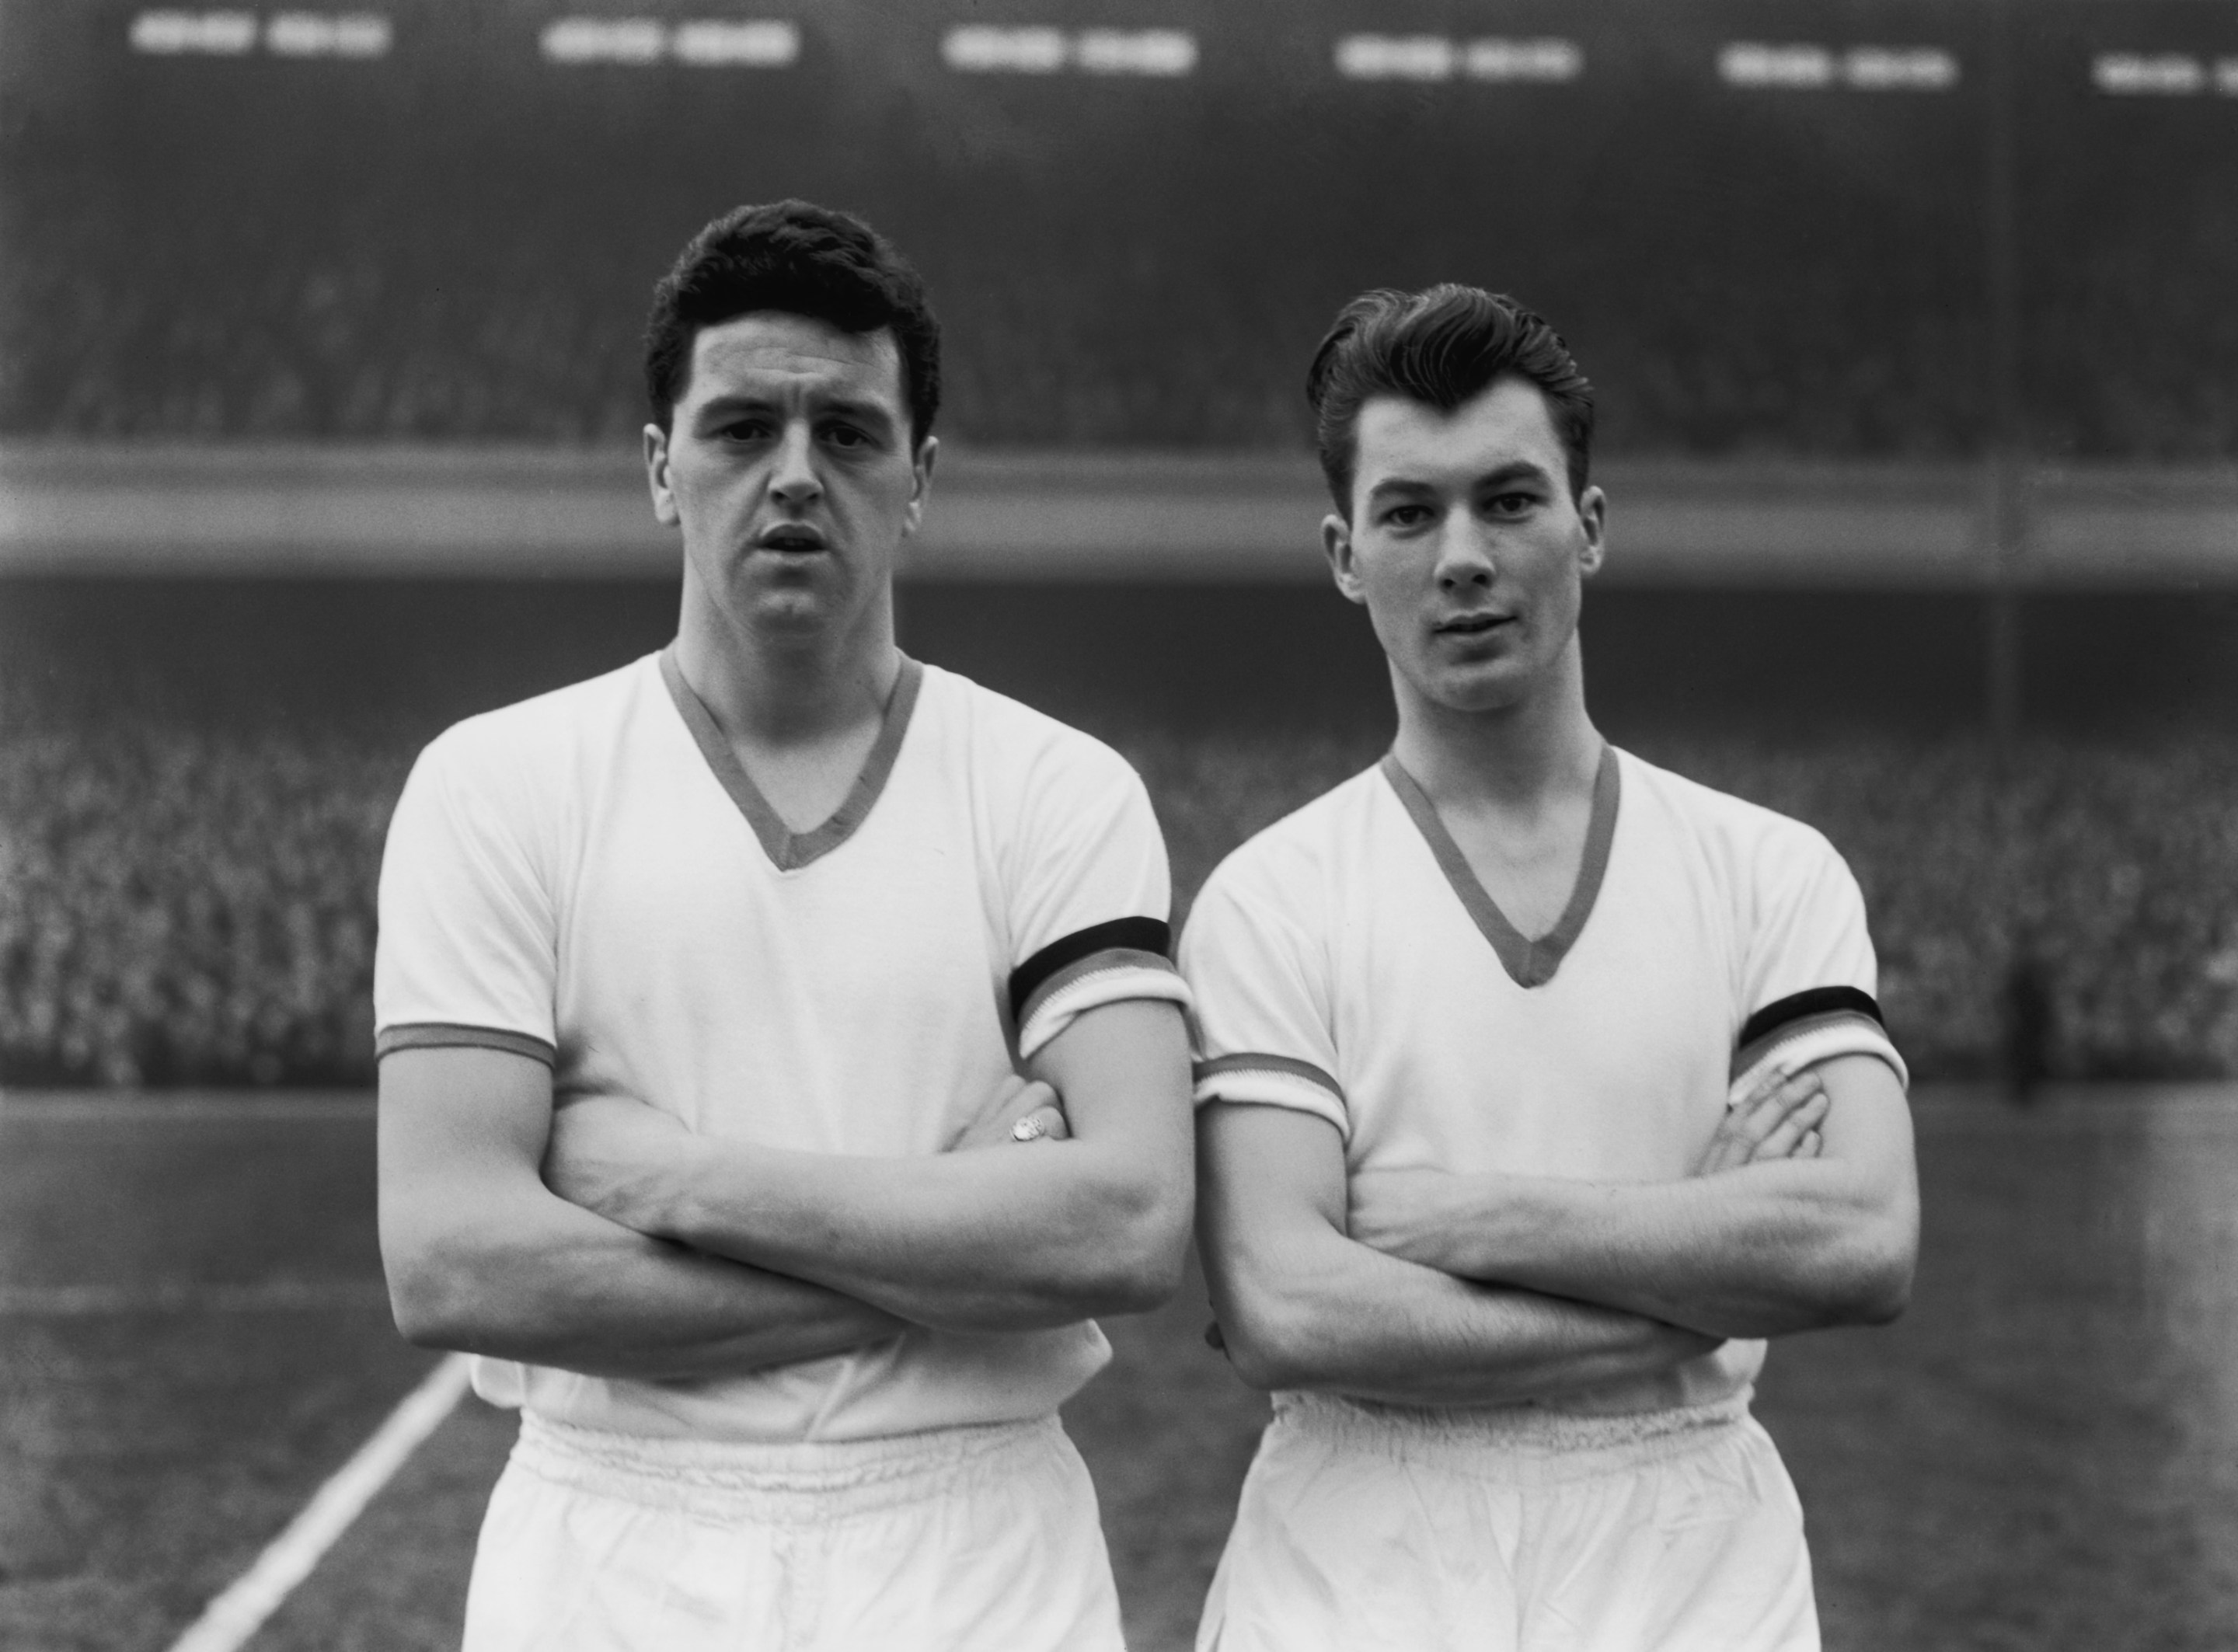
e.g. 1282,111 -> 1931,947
462,1410 -> 1127,1652
1197,1393 -> 1818,1652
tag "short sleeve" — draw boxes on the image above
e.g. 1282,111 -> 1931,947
373,729 -> 559,1065
1004,737 -> 1189,1061
1730,827 -> 1907,1100
1178,853 -> 1349,1141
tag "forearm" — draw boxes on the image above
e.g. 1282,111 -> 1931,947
622,1137 -> 1187,1333
1416,1162 -> 1915,1338
384,1188 -> 905,1379
1211,1228 -> 1720,1408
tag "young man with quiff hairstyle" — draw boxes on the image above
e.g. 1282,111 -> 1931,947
374,200 -> 1194,1650
1183,284 -> 1919,1651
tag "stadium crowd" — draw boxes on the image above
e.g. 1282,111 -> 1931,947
5,0 -> 2233,460
5,673 -> 2236,1088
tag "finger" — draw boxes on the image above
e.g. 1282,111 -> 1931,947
1713,1076 -> 1809,1165
1009,1101 -> 1070,1143
1737,1072 -> 1824,1142
1757,1070 -> 1825,1118
1733,1061 -> 1810,1112
1799,1127 -> 1825,1159
1754,1091 -> 1831,1162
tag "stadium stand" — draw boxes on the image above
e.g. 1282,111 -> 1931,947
5,570 -> 2238,1089
8,681 -> 2237,1088
4,0 -> 2235,456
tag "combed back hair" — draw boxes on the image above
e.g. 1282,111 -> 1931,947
644,200 -> 941,443
1305,284 -> 1595,515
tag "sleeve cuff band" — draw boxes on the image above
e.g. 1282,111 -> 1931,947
1192,1054 -> 1349,1140
375,1023 -> 557,1066
1009,918 -> 1171,1023
1730,1016 -> 1909,1101
1016,964 -> 1193,1061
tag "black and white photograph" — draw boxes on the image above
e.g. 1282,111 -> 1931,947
2,2 -> 2236,1648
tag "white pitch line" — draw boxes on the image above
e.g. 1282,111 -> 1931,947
165,1352 -> 474,1652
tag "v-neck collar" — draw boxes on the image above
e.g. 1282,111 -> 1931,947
658,646 -> 924,873
1379,743 -> 1622,989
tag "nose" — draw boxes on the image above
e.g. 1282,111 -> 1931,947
768,421 -> 822,509
1432,511 -> 1496,591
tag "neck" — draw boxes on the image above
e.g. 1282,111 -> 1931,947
672,575 -> 902,747
1389,643 -> 1601,810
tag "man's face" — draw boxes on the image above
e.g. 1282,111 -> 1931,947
645,311 -> 933,644
1324,376 -> 1605,716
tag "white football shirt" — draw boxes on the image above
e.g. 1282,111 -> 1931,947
375,650 -> 1188,1443
1181,744 -> 1905,1418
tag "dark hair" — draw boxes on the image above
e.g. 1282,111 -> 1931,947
1305,284 -> 1595,515
643,200 -> 941,444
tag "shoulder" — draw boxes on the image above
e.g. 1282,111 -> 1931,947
412,656 -> 654,784
1192,765 -> 1386,922
1616,747 -> 1846,879
397,655 -> 657,837
920,662 -> 1146,801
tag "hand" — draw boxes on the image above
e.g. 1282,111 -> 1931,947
545,1093 -> 692,1233
1697,1068 -> 1828,1176
1346,1166 -> 1459,1267
944,1071 -> 1072,1152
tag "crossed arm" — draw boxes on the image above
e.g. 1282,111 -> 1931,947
378,998 -> 1194,1379
1197,1057 -> 1916,1407
1346,1054 -> 1918,1340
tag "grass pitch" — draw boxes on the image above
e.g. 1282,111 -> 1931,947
3,1089 -> 2236,1650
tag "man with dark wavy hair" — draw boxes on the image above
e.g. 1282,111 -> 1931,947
1182,284 -> 1919,1650
374,200 -> 1193,1650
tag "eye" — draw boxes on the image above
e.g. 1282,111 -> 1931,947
821,423 -> 870,449
1380,502 -> 1434,529
1485,491 -> 1538,518
715,417 -> 773,443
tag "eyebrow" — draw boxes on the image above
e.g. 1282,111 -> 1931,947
1365,460 -> 1554,502
692,393 -> 900,434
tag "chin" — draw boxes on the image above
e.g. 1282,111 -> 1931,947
735,591 -> 838,635
1415,664 -> 1531,713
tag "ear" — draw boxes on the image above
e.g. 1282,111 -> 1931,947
1574,483 -> 1607,580
1322,512 -> 1368,606
644,424 -> 679,527
902,434 -> 939,538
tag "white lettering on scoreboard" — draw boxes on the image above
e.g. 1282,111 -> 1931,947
131,9 -> 389,58
539,18 -> 800,67
942,27 -> 1196,77
128,11 -> 260,55
264,13 -> 390,58
1842,47 -> 1958,92
1336,35 -> 1582,84
670,20 -> 800,68
540,19 -> 666,64
1465,39 -> 1584,84
2090,52 -> 2238,98
1335,35 -> 1453,82
1721,42 -> 1960,92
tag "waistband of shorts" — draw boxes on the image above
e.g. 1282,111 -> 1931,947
510,1409 -> 1068,1523
1270,1389 -> 1756,1486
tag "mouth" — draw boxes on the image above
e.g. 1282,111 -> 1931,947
1433,612 -> 1512,638
755,525 -> 828,554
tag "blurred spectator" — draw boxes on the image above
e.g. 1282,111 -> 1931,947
15,684 -> 2222,1088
